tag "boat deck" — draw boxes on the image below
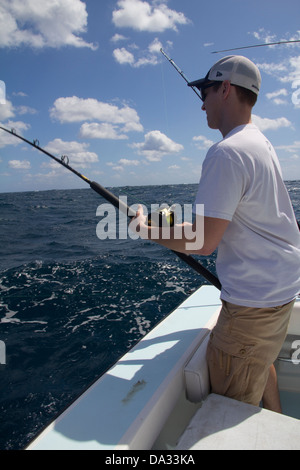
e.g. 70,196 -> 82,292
176,393 -> 300,450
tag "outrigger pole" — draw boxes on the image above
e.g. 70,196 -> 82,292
212,39 -> 300,54
0,125 -> 222,291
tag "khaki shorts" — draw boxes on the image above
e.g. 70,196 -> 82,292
206,299 -> 295,406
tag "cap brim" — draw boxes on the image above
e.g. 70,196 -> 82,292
187,78 -> 207,88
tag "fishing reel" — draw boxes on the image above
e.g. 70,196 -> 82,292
146,206 -> 176,228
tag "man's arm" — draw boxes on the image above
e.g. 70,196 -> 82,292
129,205 -> 230,256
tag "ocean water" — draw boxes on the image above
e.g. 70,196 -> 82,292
0,182 -> 299,450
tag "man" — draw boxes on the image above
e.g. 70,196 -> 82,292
130,56 -> 300,412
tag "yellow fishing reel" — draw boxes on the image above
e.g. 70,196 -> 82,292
147,206 -> 176,228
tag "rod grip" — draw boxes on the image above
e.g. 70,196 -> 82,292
90,181 -> 136,218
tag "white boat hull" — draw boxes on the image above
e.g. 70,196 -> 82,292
27,286 -> 300,450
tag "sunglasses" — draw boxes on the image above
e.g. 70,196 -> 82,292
198,82 -> 219,102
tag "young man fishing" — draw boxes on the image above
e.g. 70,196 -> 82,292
130,55 -> 300,412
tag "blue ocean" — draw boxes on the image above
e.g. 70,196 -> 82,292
0,182 -> 300,450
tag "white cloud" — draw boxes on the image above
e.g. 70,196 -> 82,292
8,159 -> 31,170
113,37 -> 164,68
266,89 -> 288,105
0,100 -> 15,121
132,130 -> 183,161
0,120 -> 30,147
112,0 -> 189,33
44,139 -> 98,169
253,29 -> 300,86
256,55 -> 300,109
113,47 -> 135,65
79,123 -> 128,140
119,158 -> 140,166
250,28 -> 300,52
50,96 -> 144,137
256,61 -> 288,80
12,91 -> 28,97
275,141 -> 300,153
148,37 -> 163,54
107,158 -> 140,173
193,135 -> 214,149
251,28 -> 277,45
252,114 -> 292,132
111,165 -> 124,172
16,105 -> 38,115
111,33 -> 128,43
0,0 -> 97,50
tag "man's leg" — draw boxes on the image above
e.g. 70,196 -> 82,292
207,300 -> 294,408
262,364 -> 282,413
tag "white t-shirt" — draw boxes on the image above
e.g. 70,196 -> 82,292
193,124 -> 300,307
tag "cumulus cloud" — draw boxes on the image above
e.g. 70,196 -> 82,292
275,141 -> 300,153
79,123 -> 128,140
111,33 -> 128,43
113,47 -> 135,65
8,159 -> 31,170
257,56 -> 300,109
50,96 -> 144,139
251,28 -> 300,49
118,158 -> 140,166
193,135 -> 214,150
0,0 -> 97,49
50,96 -> 142,126
253,29 -> 300,87
266,89 -> 289,105
0,100 -> 15,121
16,105 -> 38,115
113,37 -> 164,68
132,130 -> 183,161
275,141 -> 300,166
44,139 -> 98,169
107,158 -> 140,171
112,0 -> 189,33
252,114 -> 292,132
0,120 -> 30,147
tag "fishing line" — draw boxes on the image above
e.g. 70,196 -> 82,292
0,125 -> 222,290
160,60 -> 170,133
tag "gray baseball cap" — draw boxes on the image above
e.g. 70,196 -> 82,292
188,55 -> 261,95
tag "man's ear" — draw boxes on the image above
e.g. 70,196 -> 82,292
222,80 -> 231,100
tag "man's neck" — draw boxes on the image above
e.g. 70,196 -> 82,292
219,103 -> 253,138
221,117 -> 252,138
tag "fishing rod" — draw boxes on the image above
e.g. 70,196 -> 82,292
160,48 -> 202,102
0,125 -> 222,290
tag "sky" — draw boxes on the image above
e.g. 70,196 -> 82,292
0,0 -> 300,193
